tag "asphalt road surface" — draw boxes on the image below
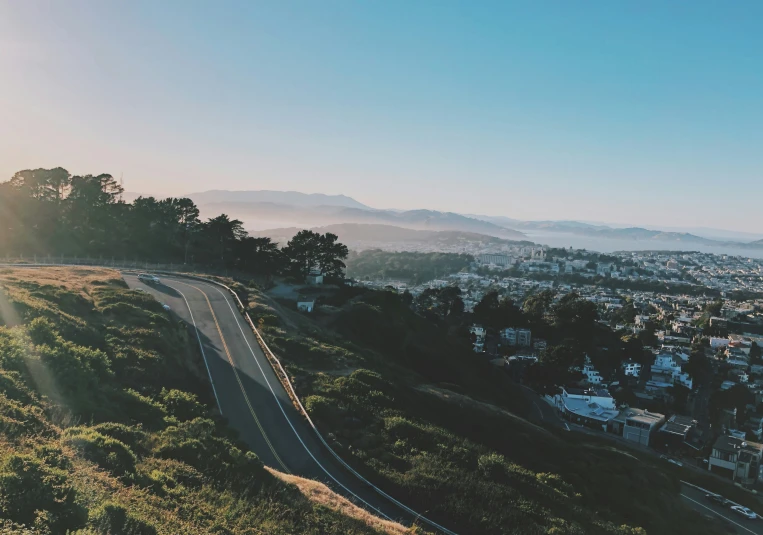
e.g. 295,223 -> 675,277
680,483 -> 763,535
123,273 -> 429,528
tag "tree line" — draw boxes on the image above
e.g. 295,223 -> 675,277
0,168 -> 348,278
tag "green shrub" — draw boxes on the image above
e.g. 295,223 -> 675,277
27,317 -> 59,346
304,395 -> 340,424
91,423 -> 148,453
62,427 -> 137,477
477,452 -> 507,481
154,418 -> 265,487
114,389 -> 167,430
0,393 -> 49,438
0,453 -> 83,531
89,502 -> 156,535
160,388 -> 205,422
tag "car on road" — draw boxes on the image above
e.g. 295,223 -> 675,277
704,493 -> 728,505
161,304 -> 171,311
731,505 -> 758,519
138,273 -> 160,284
659,455 -> 683,467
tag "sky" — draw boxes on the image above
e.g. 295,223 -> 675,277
1,1 -> 762,232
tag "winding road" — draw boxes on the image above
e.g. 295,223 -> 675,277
123,273 -> 445,531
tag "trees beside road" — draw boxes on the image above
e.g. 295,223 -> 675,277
0,167 -> 347,279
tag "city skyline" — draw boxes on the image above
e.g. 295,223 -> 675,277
2,1 -> 762,232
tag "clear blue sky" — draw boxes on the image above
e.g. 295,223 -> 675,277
1,1 -> 762,231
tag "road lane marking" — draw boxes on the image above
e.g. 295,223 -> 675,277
169,279 -> 291,475
209,285 -> 397,522
681,494 -> 758,534
152,280 -> 223,415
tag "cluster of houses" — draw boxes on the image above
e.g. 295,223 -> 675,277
553,385 -> 763,486
469,324 -> 535,355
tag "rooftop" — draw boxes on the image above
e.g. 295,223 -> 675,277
712,435 -> 763,455
615,407 -> 665,425
560,398 -> 619,423
564,387 -> 613,399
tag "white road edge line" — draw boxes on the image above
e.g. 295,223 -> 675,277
681,494 -> 757,535
207,280 -> 458,535
2,266 -> 455,534
142,278 -> 223,416
209,284 -> 397,522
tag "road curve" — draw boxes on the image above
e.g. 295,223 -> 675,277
123,273 -> 446,530
680,483 -> 762,535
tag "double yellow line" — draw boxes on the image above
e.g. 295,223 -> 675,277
171,279 -> 291,474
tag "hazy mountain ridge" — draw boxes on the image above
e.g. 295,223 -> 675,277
126,189 -> 762,249
252,223 -> 534,248
196,200 -> 529,239
467,214 -> 763,248
186,189 -> 371,209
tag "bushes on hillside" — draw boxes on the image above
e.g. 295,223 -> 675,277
160,388 -> 205,422
0,452 -> 84,531
62,427 -> 137,477
154,418 -> 266,488
88,502 -> 156,535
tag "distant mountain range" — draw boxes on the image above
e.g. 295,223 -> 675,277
465,214 -> 763,249
185,190 -> 370,210
191,199 -> 529,240
125,188 -> 763,251
252,223 -> 533,249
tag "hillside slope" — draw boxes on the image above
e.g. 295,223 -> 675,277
246,285 -> 726,535
0,267 -> 411,535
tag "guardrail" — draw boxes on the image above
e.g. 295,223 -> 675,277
173,273 -> 459,535
0,263 -> 458,535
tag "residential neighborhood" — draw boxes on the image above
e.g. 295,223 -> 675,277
357,245 -> 763,491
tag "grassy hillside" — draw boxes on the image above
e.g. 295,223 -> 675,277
248,285 -> 730,535
0,267 -> 411,535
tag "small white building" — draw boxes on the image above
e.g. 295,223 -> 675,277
305,271 -> 324,285
297,299 -> 316,313
623,361 -> 642,377
583,363 -> 603,385
616,408 -> 666,447
470,324 -> 486,353
500,327 -> 532,348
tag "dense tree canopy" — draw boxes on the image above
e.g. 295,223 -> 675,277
473,290 -> 525,330
282,230 -> 348,279
0,168 -> 346,279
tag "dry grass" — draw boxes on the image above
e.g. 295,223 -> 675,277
265,467 -> 411,535
0,266 -> 121,288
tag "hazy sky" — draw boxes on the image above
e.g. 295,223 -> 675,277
2,1 -> 762,231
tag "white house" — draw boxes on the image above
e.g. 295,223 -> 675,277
597,263 -> 614,276
500,327 -> 532,348
557,386 -> 615,410
583,363 -> 603,385
470,325 -> 486,353
617,408 -> 666,446
651,353 -> 693,390
305,271 -> 324,285
623,361 -> 642,377
555,387 -> 618,431
708,435 -> 763,485
297,299 -> 315,313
